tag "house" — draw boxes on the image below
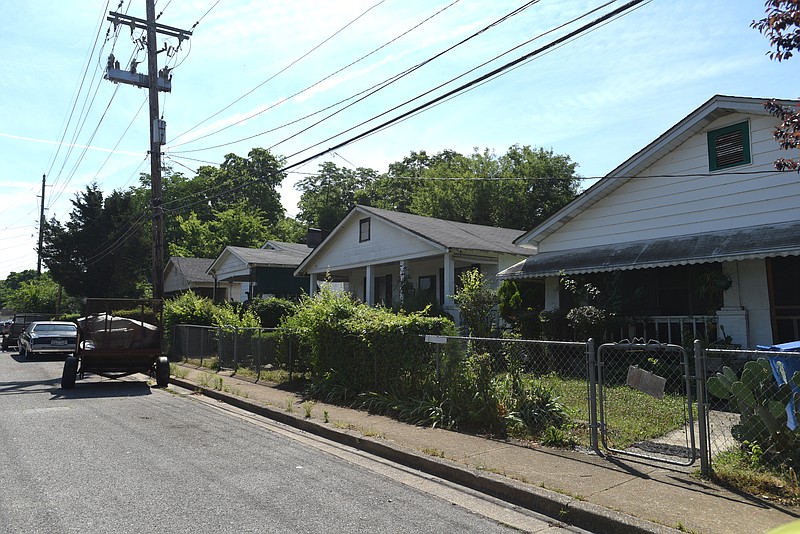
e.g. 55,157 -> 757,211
208,241 -> 311,302
164,257 -> 218,299
498,95 -> 800,348
293,205 -> 534,322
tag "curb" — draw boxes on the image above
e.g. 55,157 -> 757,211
170,377 -> 678,534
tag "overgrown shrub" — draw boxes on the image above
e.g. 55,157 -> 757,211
248,297 -> 295,327
278,285 -> 455,403
164,291 -> 260,330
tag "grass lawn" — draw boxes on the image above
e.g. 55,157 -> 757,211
535,374 -> 690,449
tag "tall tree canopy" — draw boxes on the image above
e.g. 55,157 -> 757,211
41,184 -> 150,298
295,146 -> 579,232
153,148 -> 288,257
410,145 -> 579,229
295,162 -> 378,232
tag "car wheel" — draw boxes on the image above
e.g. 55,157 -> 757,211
155,356 -> 169,388
62,356 -> 78,389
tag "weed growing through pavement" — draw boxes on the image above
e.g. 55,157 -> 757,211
422,448 -> 445,458
362,429 -> 385,439
333,421 -> 358,431
284,397 -> 295,413
199,371 -> 215,388
214,376 -> 224,390
323,410 -> 329,423
302,401 -> 315,419
170,364 -> 189,379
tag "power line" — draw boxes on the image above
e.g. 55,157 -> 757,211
169,0 -> 389,146
167,0 -> 543,158
44,1 -> 112,187
160,0 -> 653,215
169,0 -> 461,149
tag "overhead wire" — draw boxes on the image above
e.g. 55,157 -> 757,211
168,0 -> 461,149
169,0 -> 389,146
162,0 -> 651,216
44,0 -> 112,192
164,0 -> 543,206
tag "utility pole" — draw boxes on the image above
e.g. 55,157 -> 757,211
105,2 -> 191,301
37,174 -> 46,276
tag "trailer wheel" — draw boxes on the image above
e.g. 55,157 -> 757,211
155,356 -> 169,388
62,356 -> 78,389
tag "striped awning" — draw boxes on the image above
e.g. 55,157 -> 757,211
497,220 -> 800,280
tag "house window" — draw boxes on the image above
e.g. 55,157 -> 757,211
707,121 -> 750,171
359,218 -> 371,242
375,274 -> 392,306
419,275 -> 436,303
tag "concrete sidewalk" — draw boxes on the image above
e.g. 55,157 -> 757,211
169,364 -> 799,534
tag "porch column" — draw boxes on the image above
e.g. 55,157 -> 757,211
309,273 -> 318,297
718,262 -> 750,348
365,264 -> 375,305
443,253 -> 456,314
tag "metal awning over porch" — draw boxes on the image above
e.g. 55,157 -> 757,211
498,220 -> 800,280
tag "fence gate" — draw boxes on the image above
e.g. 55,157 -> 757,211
594,341 -> 697,466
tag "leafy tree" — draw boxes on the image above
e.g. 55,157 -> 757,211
41,184 -> 150,299
189,148 -> 286,222
451,269 -> 499,337
0,269 -> 38,308
272,217 -> 307,243
362,150 -> 460,213
170,201 -> 272,258
295,162 -> 378,231
752,0 -> 800,171
3,273 -> 80,315
411,146 -> 579,229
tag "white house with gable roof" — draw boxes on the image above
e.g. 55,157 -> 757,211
498,95 -> 800,348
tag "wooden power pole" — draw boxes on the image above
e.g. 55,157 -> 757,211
37,174 -> 46,276
104,1 -> 191,300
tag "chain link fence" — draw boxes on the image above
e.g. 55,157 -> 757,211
171,324 -> 289,380
698,346 -> 800,475
596,342 -> 697,465
420,335 -> 592,441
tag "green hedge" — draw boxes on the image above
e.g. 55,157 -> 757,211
278,286 -> 455,402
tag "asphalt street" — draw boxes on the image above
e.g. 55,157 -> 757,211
0,353 -> 577,533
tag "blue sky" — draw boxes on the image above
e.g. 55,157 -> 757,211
0,0 -> 796,280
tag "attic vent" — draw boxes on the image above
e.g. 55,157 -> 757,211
707,121 -> 751,171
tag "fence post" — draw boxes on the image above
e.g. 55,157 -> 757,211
694,339 -> 711,476
587,338 -> 599,453
288,336 -> 294,382
233,326 -> 239,372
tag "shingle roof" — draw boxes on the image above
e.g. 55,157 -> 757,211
227,241 -> 310,267
168,257 -> 214,283
357,206 -> 531,255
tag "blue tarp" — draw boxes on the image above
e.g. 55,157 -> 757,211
760,341 -> 800,430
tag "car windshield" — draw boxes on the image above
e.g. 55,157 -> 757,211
33,324 -> 76,333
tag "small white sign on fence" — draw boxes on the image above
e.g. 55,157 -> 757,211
626,365 -> 666,400
424,335 -> 447,344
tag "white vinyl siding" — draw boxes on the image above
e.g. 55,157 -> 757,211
305,214 -> 443,274
538,113 -> 800,253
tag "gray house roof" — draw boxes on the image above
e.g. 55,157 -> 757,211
355,205 -> 532,255
219,244 -> 310,269
165,257 -> 214,283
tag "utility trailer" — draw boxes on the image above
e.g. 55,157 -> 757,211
61,298 -> 168,389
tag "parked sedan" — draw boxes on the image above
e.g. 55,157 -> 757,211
18,321 -> 78,359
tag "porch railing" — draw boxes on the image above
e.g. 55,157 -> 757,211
615,315 -> 716,344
